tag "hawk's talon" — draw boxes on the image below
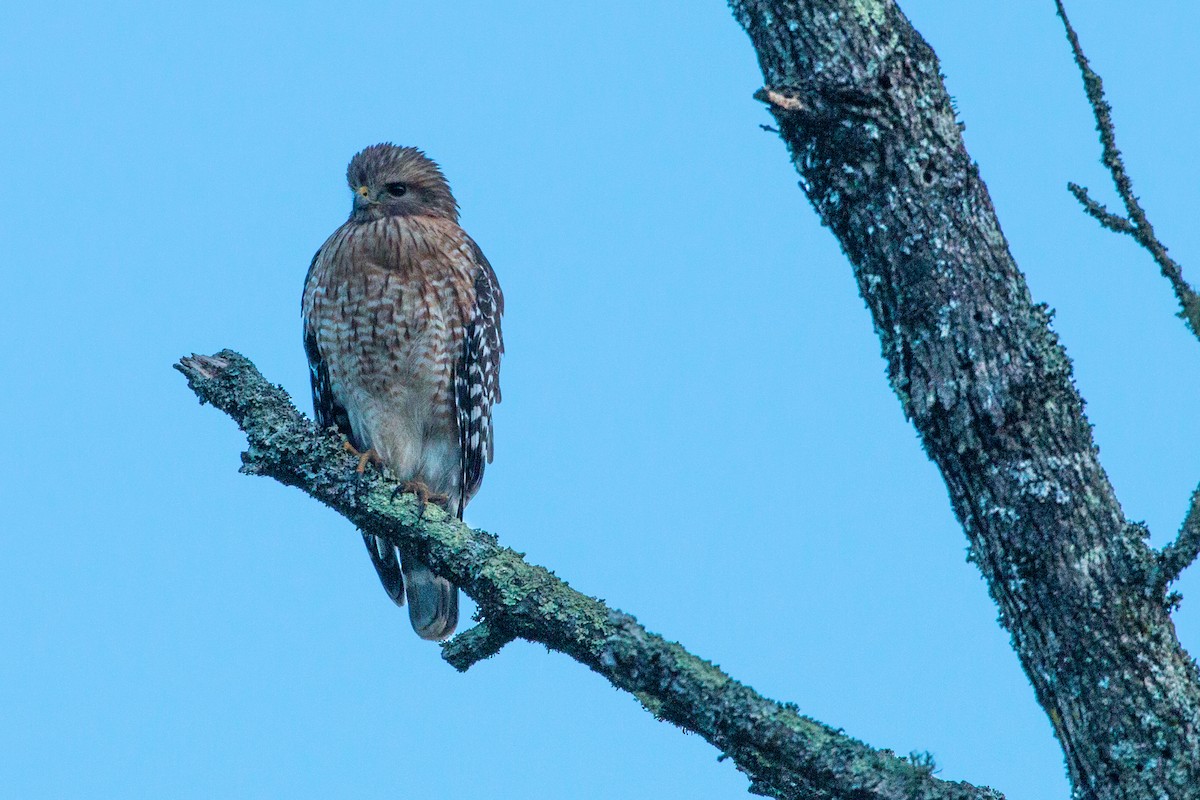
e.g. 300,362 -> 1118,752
343,441 -> 382,474
399,480 -> 450,517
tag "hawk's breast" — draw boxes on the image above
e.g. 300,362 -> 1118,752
302,215 -> 478,494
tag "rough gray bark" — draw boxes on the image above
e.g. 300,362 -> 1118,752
177,351 -> 1002,800
728,1 -> 1200,798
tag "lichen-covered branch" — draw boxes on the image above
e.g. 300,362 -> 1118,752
729,1 -> 1200,798
1055,0 -> 1200,342
1158,486 -> 1200,588
440,620 -> 517,671
176,350 -> 1002,800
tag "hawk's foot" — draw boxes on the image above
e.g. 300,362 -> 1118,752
397,481 -> 450,517
343,441 -> 383,474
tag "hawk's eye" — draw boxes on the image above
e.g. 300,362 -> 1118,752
385,182 -> 407,197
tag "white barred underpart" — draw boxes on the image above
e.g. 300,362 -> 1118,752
301,215 -> 504,518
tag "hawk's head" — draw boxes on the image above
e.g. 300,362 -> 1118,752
345,144 -> 459,223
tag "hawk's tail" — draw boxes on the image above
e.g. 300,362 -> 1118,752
402,560 -> 458,641
362,534 -> 458,641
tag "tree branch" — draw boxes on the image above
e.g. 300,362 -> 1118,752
176,350 -> 1003,800
1157,485 -> 1200,588
1065,182 -> 1133,234
1055,0 -> 1200,342
440,620 -> 517,671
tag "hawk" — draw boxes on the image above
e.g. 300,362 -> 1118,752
301,144 -> 504,641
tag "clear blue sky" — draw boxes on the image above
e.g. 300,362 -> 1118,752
2,2 -> 1197,798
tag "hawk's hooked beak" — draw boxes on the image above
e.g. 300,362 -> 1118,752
354,185 -> 373,208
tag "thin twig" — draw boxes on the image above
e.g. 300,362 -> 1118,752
1066,183 -> 1133,234
1056,0 -> 1200,341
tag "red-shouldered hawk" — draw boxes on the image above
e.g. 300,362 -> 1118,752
301,144 -> 503,641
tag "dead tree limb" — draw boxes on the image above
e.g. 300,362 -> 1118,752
176,350 -> 1002,800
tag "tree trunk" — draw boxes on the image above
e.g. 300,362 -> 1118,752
728,2 -> 1200,797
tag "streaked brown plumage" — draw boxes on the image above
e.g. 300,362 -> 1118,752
301,144 -> 503,640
